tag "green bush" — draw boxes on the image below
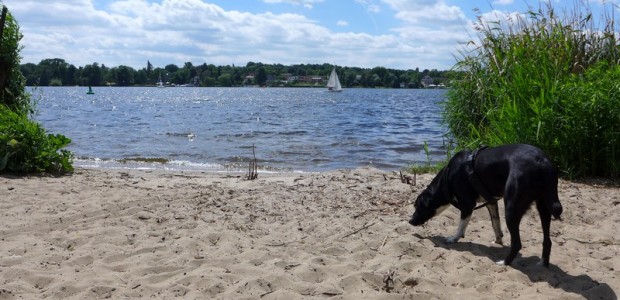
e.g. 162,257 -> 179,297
0,105 -> 73,173
0,5 -> 73,174
445,2 -> 620,178
0,7 -> 31,114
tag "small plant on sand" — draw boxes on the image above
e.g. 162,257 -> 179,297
407,141 -> 451,174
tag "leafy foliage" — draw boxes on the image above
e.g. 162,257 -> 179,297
0,9 -> 30,113
445,2 -> 620,178
0,5 -> 73,174
0,105 -> 73,173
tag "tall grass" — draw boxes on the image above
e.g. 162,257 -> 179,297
445,1 -> 620,178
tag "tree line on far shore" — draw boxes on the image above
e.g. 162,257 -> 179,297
20,59 -> 450,88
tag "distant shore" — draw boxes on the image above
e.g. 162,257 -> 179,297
33,84 -> 448,89
0,167 -> 617,299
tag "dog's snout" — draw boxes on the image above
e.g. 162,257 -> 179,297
409,217 -> 422,226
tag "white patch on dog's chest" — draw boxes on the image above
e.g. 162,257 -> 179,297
435,204 -> 451,216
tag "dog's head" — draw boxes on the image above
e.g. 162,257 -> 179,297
409,166 -> 452,226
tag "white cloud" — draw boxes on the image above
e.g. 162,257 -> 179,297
355,0 -> 382,13
476,9 -> 525,28
367,4 -> 381,13
263,0 -> 324,9
6,0 -> 469,70
378,0 -> 471,65
381,0 -> 467,25
337,20 -> 349,26
492,0 -> 514,5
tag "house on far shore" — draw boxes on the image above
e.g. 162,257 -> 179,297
421,75 -> 434,88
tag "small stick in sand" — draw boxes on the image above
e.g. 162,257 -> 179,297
341,220 -> 375,239
380,235 -> 389,249
247,144 -> 258,180
265,235 -> 308,247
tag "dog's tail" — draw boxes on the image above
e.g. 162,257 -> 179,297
543,168 -> 563,220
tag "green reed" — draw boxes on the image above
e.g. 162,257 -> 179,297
445,1 -> 620,178
407,140 -> 452,174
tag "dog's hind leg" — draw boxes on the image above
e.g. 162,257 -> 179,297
497,192 -> 527,266
497,209 -> 523,266
536,199 -> 553,267
486,202 -> 504,245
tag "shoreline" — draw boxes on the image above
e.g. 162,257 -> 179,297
1,167 -> 617,299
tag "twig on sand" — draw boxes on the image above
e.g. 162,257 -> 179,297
247,144 -> 258,180
563,237 -> 618,246
114,274 -> 127,284
380,235 -> 389,249
259,289 -> 275,298
341,220 -> 376,239
265,236 -> 308,247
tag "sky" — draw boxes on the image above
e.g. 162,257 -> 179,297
1,0 -> 616,70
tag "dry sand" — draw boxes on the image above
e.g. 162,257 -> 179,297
0,167 -> 618,299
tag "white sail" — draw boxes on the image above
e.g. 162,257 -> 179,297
157,73 -> 165,88
326,67 -> 342,92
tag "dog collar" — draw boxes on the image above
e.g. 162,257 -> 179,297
466,146 -> 499,210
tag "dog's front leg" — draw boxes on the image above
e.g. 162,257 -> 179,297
446,215 -> 471,244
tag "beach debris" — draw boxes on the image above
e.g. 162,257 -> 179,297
400,171 -> 416,186
247,144 -> 258,180
194,249 -> 205,259
136,211 -> 154,220
264,236 -> 308,247
383,269 -> 395,293
380,235 -> 389,249
341,220 -> 375,239
402,277 -> 419,287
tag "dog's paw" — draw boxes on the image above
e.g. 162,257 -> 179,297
536,259 -> 549,267
445,236 -> 460,244
495,260 -> 506,266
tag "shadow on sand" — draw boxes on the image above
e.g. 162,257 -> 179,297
427,235 -> 617,300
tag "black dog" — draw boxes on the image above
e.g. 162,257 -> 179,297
409,144 -> 563,266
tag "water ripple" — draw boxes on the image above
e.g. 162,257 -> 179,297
33,87 -> 448,172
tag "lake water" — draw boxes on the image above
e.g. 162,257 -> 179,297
32,86 -> 448,172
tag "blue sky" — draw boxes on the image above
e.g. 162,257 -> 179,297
2,0 -> 616,70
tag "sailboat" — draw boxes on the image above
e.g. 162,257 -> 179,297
157,73 -> 165,88
326,66 -> 342,92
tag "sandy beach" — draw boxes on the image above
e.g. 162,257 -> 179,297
0,167 -> 618,299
